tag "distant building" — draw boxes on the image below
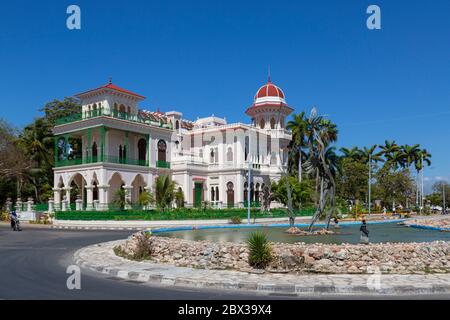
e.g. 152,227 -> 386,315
52,78 -> 292,210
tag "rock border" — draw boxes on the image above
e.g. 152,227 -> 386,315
74,240 -> 450,296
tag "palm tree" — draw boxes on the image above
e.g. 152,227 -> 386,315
379,140 -> 400,162
361,145 -> 384,164
414,149 -> 432,208
340,146 -> 363,161
386,150 -> 406,171
154,175 -> 177,210
304,107 -> 339,230
402,144 -> 421,168
286,112 -> 307,182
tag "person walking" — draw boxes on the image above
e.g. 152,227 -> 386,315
360,219 -> 369,244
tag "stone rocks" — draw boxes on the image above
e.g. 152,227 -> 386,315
115,232 -> 450,275
405,217 -> 450,230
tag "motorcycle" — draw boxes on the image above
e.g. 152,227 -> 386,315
10,214 -> 22,231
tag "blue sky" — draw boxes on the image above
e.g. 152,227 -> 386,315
0,0 -> 449,192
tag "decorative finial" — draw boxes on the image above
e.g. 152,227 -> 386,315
109,77 -> 112,84
268,65 -> 271,83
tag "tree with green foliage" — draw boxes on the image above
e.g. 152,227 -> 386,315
175,187 -> 185,208
286,111 -> 307,182
373,166 -> 414,210
154,175 -> 177,210
40,98 -> 81,126
271,176 -> 313,210
337,157 -> 369,204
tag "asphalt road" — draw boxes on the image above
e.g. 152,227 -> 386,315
0,224 -> 449,300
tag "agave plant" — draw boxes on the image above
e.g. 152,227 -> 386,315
247,231 -> 272,269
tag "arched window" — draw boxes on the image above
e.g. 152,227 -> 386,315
226,182 -> 234,208
210,148 -> 215,163
157,140 -> 167,162
211,187 -> 215,201
259,118 -> 265,129
244,136 -> 249,161
280,117 -> 284,128
255,183 -> 260,202
244,182 -> 248,202
226,147 -> 233,162
250,182 -> 255,202
215,186 -> 219,201
138,138 -> 147,162
92,142 -> 98,161
119,145 -> 123,162
199,148 -> 203,158
270,118 -> 276,129
175,120 -> 180,130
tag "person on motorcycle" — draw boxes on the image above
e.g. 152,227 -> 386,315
9,210 -> 21,231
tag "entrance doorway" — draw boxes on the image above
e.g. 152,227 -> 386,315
194,182 -> 203,208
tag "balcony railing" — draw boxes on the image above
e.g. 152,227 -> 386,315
55,108 -> 172,129
156,160 -> 171,169
55,155 -> 149,168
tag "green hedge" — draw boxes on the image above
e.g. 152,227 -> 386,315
55,207 -> 316,221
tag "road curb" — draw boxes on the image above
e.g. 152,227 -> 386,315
52,225 -> 146,231
73,242 -> 450,297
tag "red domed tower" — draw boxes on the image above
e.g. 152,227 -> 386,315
245,77 -> 293,129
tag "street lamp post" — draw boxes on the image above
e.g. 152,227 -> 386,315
247,128 -> 252,224
368,153 -> 371,216
443,183 -> 446,214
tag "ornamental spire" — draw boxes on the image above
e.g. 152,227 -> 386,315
268,65 -> 271,83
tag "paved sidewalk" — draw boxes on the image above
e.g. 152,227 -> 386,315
54,216 -> 307,230
74,240 -> 450,296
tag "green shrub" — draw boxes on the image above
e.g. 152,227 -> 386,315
114,232 -> 153,261
0,211 -> 9,222
229,216 -> 242,224
247,231 -> 272,269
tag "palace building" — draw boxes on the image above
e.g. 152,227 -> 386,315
52,78 -> 293,210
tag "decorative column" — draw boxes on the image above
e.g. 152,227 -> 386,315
123,185 -> 133,210
124,131 -> 129,164
5,198 -> 12,212
75,195 -> 83,211
53,188 -> 62,211
98,185 -> 109,211
27,197 -> 34,212
48,198 -> 55,213
61,195 -> 68,212
146,133 -> 151,167
87,128 -> 92,163
85,185 -> 94,211
100,126 -> 106,162
15,198 -> 22,213
64,187 -> 72,206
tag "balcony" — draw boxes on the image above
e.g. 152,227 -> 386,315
55,155 -> 149,168
156,160 -> 171,169
55,108 -> 172,129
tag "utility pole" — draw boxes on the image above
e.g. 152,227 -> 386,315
443,182 -> 446,214
368,153 -> 371,216
420,154 -> 424,213
247,128 -> 252,224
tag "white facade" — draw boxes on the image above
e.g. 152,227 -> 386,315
52,79 -> 292,210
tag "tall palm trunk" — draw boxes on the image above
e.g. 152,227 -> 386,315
298,148 -> 302,182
